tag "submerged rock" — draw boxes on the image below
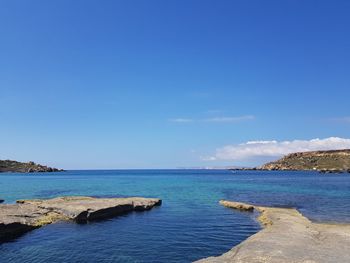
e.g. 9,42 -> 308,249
0,196 -> 161,243
0,199 -> 3,203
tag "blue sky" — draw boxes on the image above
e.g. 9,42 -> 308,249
1,0 -> 350,169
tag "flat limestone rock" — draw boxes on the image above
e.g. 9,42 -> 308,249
219,200 -> 254,211
196,200 -> 350,263
0,196 -> 161,243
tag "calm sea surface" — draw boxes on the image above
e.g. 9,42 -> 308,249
0,170 -> 349,262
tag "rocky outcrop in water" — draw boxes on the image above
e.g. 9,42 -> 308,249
219,200 -> 254,211
0,160 -> 64,173
0,196 -> 161,243
196,200 -> 350,263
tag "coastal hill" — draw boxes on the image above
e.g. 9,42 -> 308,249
259,149 -> 350,172
0,160 -> 63,173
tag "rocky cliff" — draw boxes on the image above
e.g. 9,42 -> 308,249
0,160 -> 63,173
260,149 -> 350,172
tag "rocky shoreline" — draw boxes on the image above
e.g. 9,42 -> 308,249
0,196 -> 161,243
0,160 -> 64,173
196,200 -> 350,263
230,167 -> 350,173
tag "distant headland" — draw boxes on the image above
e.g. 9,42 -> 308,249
231,149 -> 350,173
0,160 -> 64,173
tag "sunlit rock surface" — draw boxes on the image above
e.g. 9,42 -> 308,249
197,200 -> 350,263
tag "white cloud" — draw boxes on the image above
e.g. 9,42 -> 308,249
170,115 -> 254,123
169,118 -> 194,123
204,137 -> 350,161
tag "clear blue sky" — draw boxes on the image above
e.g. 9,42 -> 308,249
1,0 -> 350,169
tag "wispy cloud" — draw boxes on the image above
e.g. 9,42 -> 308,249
206,109 -> 223,114
189,91 -> 211,99
169,118 -> 194,123
203,115 -> 255,123
169,115 -> 255,123
330,117 -> 350,123
203,137 -> 350,161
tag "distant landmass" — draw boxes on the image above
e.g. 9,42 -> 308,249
230,149 -> 350,173
259,149 -> 350,173
0,160 -> 63,173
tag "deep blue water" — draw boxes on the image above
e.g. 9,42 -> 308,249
0,170 -> 350,262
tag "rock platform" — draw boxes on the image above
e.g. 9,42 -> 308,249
197,200 -> 350,263
0,196 -> 161,243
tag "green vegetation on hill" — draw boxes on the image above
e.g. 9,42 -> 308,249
260,149 -> 350,172
0,160 -> 63,173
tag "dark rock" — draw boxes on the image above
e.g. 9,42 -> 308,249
0,223 -> 36,243
318,169 -> 346,174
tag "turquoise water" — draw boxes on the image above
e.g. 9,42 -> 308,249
0,170 -> 349,262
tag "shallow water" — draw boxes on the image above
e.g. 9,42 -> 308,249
0,170 -> 349,262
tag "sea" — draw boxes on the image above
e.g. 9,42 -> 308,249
0,170 -> 349,262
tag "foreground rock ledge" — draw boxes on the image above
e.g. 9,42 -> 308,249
0,196 -> 161,243
196,200 -> 350,263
